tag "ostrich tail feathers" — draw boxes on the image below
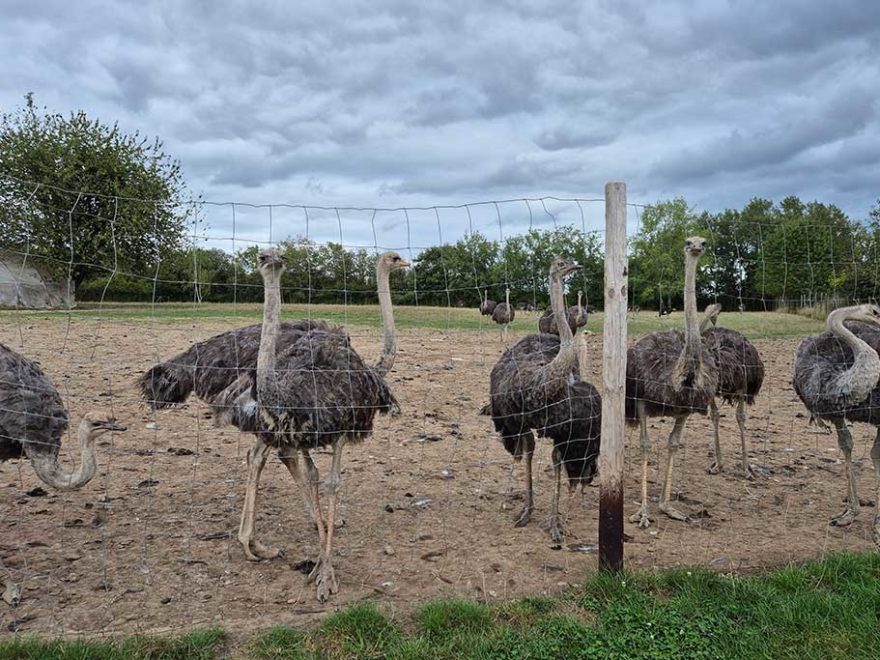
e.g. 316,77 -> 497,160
138,362 -> 194,409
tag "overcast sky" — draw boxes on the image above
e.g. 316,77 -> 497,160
2,0 -> 879,252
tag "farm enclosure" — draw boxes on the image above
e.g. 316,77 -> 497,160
1,308 -> 877,637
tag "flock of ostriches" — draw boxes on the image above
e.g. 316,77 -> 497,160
2,237 -> 880,605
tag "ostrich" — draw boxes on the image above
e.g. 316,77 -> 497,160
483,257 -> 601,542
479,290 -> 497,316
626,237 -> 718,528
538,290 -> 588,336
793,304 -> 880,545
492,288 -> 515,341
1,341 -> 126,605
138,252 -> 406,601
700,304 -> 766,479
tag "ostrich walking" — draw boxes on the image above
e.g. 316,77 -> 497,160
492,288 -> 515,341
793,304 -> 880,545
538,290 -> 588,336
139,252 -> 406,601
480,290 -> 497,316
483,257 -> 601,542
626,237 -> 718,528
700,304 -> 765,479
1,341 -> 126,605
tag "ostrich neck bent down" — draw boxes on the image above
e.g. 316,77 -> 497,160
28,418 -> 97,490
546,269 -> 577,383
827,308 -> 880,405
374,259 -> 398,377
672,248 -> 704,390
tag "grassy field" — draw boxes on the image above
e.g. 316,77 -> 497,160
3,552 -> 878,659
0,303 -> 825,339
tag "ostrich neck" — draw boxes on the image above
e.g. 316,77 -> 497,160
547,273 -> 577,381
28,419 -> 97,490
374,264 -> 397,376
828,311 -> 880,404
683,251 -> 701,354
257,270 -> 282,396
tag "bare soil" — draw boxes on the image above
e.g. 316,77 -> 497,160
1,315 -> 877,638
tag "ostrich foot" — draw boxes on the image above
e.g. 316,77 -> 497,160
736,463 -> 757,481
872,516 -> 880,548
628,506 -> 652,529
707,461 -> 722,475
306,554 -> 338,603
242,538 -> 284,561
830,507 -> 858,527
513,505 -> 532,528
659,503 -> 690,523
2,579 -> 21,607
549,516 -> 565,544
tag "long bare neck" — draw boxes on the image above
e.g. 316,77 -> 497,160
547,273 -> 577,380
257,270 -> 282,393
28,419 -> 97,490
828,309 -> 880,403
671,251 -> 704,390
374,263 -> 397,376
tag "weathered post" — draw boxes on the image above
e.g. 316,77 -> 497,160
598,181 -> 627,571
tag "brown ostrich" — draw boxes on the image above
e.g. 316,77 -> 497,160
492,287 -> 515,341
480,290 -> 497,316
625,237 -> 718,528
538,290 -> 588,335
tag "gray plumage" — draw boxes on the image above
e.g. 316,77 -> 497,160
538,305 -> 587,336
704,326 -> 764,406
480,297 -> 497,316
492,302 -> 515,325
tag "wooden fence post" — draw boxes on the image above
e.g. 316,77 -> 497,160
598,181 -> 627,572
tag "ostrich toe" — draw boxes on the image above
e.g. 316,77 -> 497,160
628,506 -> 652,529
659,502 -> 690,523
707,461 -> 722,475
307,554 -> 338,602
830,506 -> 858,527
548,516 -> 565,544
2,579 -> 21,607
513,505 -> 532,528
872,515 -> 880,548
243,539 -> 284,561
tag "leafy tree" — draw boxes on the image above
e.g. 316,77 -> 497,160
0,94 -> 191,289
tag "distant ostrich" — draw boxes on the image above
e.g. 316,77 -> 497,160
492,288 -> 515,341
1,341 -> 126,606
479,290 -> 497,316
483,257 -> 601,542
538,290 -> 588,336
626,237 -> 718,528
700,304 -> 765,479
139,252 -> 406,601
793,304 -> 880,545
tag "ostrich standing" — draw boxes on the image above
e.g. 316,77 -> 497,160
480,290 -> 497,316
1,341 -> 126,605
139,253 -> 406,599
626,237 -> 718,528
492,288 -> 515,341
793,304 -> 880,545
484,257 -> 601,542
700,304 -> 765,479
538,290 -> 588,336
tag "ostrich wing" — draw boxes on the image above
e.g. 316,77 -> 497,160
704,327 -> 764,404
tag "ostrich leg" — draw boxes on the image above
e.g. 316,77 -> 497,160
238,437 -> 284,560
707,398 -> 722,474
736,398 -> 756,480
1,561 -> 20,607
871,429 -> 880,547
308,437 -> 345,601
513,435 -> 536,527
301,448 -> 328,543
278,449 -> 318,528
549,445 -> 565,543
659,415 -> 690,522
629,400 -> 653,528
831,418 -> 860,526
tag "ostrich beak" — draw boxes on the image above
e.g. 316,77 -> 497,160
97,419 -> 127,432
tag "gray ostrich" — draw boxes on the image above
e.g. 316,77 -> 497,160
483,257 -> 601,543
492,287 -> 515,341
793,304 -> 880,545
139,252 -> 406,600
538,290 -> 588,336
700,304 -> 766,479
1,341 -> 125,605
480,290 -> 497,316
626,237 -> 719,528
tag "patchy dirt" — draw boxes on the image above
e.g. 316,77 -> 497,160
0,315 -> 877,637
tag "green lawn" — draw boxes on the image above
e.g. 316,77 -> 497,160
3,552 -> 879,659
0,303 -> 824,339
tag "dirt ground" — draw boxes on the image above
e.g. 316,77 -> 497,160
1,315 -> 878,638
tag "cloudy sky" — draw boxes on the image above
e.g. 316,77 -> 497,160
2,0 -> 879,250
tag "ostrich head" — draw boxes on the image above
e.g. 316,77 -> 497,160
848,304 -> 880,326
704,303 -> 722,325
257,248 -> 287,277
377,251 -> 410,273
81,411 -> 127,437
684,236 -> 707,258
549,255 -> 581,281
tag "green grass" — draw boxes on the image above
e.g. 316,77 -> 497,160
0,303 -> 824,338
6,554 -> 879,659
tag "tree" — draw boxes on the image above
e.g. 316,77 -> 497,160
0,94 -> 191,290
